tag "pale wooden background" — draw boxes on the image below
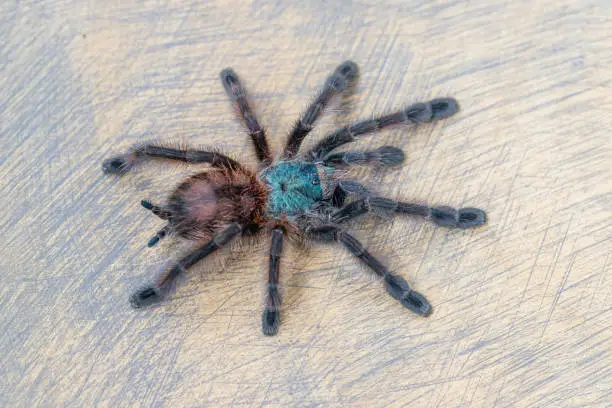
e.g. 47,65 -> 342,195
1,0 -> 610,407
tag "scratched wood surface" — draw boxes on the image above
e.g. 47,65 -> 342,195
1,0 -> 610,407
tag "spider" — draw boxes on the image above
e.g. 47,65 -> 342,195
102,61 -> 486,336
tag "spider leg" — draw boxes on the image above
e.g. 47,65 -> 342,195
330,180 -> 369,207
220,68 -> 272,165
130,223 -> 242,308
307,98 -> 459,161
141,200 -> 171,220
322,146 -> 405,168
102,145 -> 240,175
331,196 -> 487,229
262,227 -> 284,336
308,225 -> 431,316
283,61 -> 359,158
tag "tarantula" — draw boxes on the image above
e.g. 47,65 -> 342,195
102,61 -> 486,335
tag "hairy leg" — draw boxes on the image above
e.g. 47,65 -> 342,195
263,227 -> 284,335
284,60 -> 359,158
307,98 -> 459,161
220,68 -> 272,164
330,180 -> 369,207
331,196 -> 486,229
102,144 -> 241,175
322,146 -> 405,168
130,223 -> 242,307
308,225 -> 431,316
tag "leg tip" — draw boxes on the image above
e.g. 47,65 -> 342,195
457,208 -> 487,229
336,60 -> 359,80
328,61 -> 359,92
130,286 -> 163,308
429,98 -> 460,120
262,308 -> 280,336
400,291 -> 432,317
431,206 -> 487,229
220,68 -> 239,90
102,155 -> 133,175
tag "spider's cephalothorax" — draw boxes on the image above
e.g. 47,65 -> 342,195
102,61 -> 487,335
260,161 -> 324,216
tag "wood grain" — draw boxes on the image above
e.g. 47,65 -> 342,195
1,1 -> 610,407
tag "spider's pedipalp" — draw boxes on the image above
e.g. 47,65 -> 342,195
330,185 -> 347,207
331,179 -> 368,205
337,180 -> 369,195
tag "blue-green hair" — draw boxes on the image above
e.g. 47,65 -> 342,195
260,161 -> 325,216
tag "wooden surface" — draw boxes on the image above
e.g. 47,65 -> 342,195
1,1 -> 610,407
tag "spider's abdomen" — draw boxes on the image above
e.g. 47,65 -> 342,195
168,167 -> 267,240
260,161 -> 323,216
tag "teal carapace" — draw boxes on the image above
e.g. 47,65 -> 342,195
260,161 -> 323,216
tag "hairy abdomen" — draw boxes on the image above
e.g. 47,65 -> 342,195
168,167 -> 267,240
